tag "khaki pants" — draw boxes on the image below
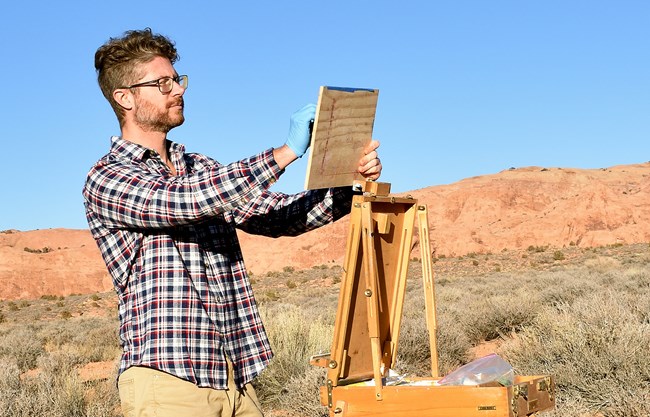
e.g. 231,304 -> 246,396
118,364 -> 263,417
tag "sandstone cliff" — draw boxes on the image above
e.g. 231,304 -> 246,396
2,163 -> 648,300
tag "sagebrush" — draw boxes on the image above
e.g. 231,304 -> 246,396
0,245 -> 649,417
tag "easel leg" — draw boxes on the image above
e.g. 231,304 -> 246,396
418,205 -> 439,378
360,202 -> 384,400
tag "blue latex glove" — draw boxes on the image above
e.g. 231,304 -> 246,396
285,103 -> 316,157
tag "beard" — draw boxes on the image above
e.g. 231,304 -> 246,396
133,97 -> 185,133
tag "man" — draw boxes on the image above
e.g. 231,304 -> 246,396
84,28 -> 382,417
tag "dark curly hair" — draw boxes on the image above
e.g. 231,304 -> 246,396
95,28 -> 179,124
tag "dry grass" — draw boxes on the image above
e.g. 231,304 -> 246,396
1,243 -> 649,416
0,314 -> 120,417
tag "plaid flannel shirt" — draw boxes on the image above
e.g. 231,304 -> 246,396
83,136 -> 353,389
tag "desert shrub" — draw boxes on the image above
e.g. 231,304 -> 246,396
3,245 -> 650,417
461,292 -> 540,343
583,256 -> 621,273
0,325 -> 45,371
255,303 -> 332,415
435,272 -> 542,344
40,294 -> 59,301
410,261 -> 650,417
276,367 -> 329,417
0,316 -> 121,417
39,318 -> 120,364
434,312 -> 473,375
396,300 -> 471,377
620,266 -> 650,290
73,319 -> 120,362
0,358 -> 24,415
536,272 -> 595,307
395,280 -> 471,377
283,289 -> 337,326
395,291 -> 436,376
501,282 -> 650,416
23,246 -> 53,254
40,321 -> 75,349
0,352 -> 120,417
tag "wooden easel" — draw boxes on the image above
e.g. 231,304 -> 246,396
310,182 -> 556,417
305,85 -> 556,416
311,180 -> 439,404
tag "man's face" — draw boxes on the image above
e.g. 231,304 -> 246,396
130,56 -> 185,133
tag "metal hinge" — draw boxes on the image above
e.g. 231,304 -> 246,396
511,382 -> 532,417
537,376 -> 555,402
327,379 -> 333,408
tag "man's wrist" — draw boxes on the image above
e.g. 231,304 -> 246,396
272,144 -> 299,170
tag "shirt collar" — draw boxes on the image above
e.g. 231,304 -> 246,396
109,136 -> 186,162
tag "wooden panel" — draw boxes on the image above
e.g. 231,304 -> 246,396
305,86 -> 379,190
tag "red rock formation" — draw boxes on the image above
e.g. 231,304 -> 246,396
2,163 -> 649,300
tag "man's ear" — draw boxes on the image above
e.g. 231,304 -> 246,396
113,89 -> 134,111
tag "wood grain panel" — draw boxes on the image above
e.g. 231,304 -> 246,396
305,86 -> 379,190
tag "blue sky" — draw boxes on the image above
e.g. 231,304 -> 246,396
2,1 -> 648,231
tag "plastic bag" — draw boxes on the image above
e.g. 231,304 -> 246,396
437,353 -> 514,386
349,369 -> 407,387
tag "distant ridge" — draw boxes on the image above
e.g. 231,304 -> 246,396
2,162 -> 649,300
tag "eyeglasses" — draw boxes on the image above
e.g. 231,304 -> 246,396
123,75 -> 188,94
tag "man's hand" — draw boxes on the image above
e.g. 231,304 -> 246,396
358,140 -> 382,181
285,103 -> 316,158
